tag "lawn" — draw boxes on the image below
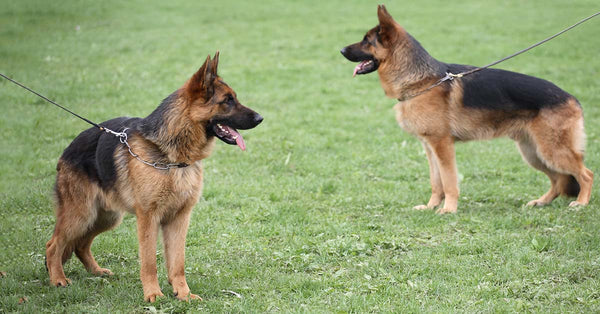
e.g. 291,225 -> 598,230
1,0 -> 599,312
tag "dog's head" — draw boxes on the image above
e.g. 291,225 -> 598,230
184,52 -> 263,151
340,5 -> 405,77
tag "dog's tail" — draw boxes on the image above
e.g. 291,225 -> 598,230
559,175 -> 580,197
62,245 -> 75,265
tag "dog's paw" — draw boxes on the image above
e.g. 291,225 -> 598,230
51,277 -> 71,287
175,292 -> 202,302
173,285 -> 202,302
413,204 -> 431,210
526,199 -> 548,207
144,291 -> 164,303
569,201 -> 586,207
92,268 -> 114,276
435,207 -> 457,215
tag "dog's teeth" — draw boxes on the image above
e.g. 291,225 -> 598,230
216,123 -> 233,136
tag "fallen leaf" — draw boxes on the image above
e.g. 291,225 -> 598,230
221,289 -> 243,298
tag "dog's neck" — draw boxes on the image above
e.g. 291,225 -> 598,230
139,92 -> 215,164
159,114 -> 215,164
378,34 -> 446,100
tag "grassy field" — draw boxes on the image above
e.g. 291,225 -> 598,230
1,0 -> 600,312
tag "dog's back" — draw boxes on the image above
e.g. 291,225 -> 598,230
447,64 -> 574,111
56,117 -> 139,191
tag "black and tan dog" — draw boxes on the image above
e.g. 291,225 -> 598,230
341,5 -> 593,213
45,52 -> 262,301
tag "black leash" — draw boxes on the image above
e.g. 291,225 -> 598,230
402,11 -> 600,101
0,72 -> 105,130
0,72 -> 188,170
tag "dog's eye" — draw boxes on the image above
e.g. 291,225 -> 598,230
223,94 -> 235,106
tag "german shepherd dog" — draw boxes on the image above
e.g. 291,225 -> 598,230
45,52 -> 263,301
341,5 -> 593,214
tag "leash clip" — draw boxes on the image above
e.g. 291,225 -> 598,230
444,72 -> 463,81
102,126 -> 128,142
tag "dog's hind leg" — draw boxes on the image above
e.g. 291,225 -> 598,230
529,105 -> 593,206
46,235 -> 70,287
414,141 -> 444,210
46,163 -> 99,287
517,138 -> 562,206
74,208 -> 123,276
539,151 -> 592,207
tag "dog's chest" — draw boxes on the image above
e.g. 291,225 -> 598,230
149,165 -> 204,217
393,101 -> 446,136
394,104 -> 414,133
169,164 -> 203,200
117,162 -> 204,214
145,164 -> 203,211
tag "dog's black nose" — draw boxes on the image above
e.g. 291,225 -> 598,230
340,47 -> 347,56
254,114 -> 263,125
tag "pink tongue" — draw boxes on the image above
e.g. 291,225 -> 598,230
353,61 -> 366,77
228,127 -> 246,151
235,133 -> 246,151
353,64 -> 361,77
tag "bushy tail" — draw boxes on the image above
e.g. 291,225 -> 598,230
61,245 -> 74,265
560,175 -> 580,197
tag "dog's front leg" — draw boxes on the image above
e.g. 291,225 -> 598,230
162,203 -> 201,301
414,141 -> 445,210
425,136 -> 459,214
136,208 -> 163,302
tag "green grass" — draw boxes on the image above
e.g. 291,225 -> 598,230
1,0 -> 600,312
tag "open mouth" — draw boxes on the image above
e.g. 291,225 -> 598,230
212,123 -> 246,151
353,58 -> 379,77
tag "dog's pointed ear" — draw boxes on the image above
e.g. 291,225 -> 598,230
377,5 -> 394,25
187,55 -> 215,99
211,51 -> 220,77
377,5 -> 401,44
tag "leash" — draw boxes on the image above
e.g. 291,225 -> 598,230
1,72 -> 105,130
401,11 -> 600,101
0,73 -> 188,170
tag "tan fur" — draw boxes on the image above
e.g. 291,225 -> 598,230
46,52 -> 260,302
353,5 -> 593,213
393,73 -> 593,213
